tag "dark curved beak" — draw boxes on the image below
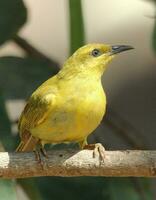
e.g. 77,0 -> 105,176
110,45 -> 134,55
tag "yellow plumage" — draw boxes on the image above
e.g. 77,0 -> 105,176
16,43 -> 133,156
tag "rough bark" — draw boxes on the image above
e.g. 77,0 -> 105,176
0,150 -> 156,179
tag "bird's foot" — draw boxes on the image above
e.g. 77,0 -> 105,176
83,143 -> 105,162
34,146 -> 48,170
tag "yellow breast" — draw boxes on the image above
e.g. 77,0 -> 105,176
31,76 -> 106,143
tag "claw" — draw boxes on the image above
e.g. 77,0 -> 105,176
93,143 -> 105,161
83,143 -> 105,162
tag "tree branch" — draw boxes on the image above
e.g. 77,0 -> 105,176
0,150 -> 156,179
13,35 -> 59,74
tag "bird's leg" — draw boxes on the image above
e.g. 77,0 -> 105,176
78,138 -> 88,149
79,139 -> 105,162
40,146 -> 48,158
34,148 -> 41,163
34,140 -> 48,169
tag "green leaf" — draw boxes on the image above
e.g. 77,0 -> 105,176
107,178 -> 153,200
0,0 -> 27,45
0,57 -> 58,99
0,92 -> 11,134
35,177 -> 108,200
0,92 -> 17,200
0,180 -> 17,200
152,14 -> 156,53
34,177 -> 153,200
18,179 -> 43,200
69,0 -> 85,54
0,91 -> 15,151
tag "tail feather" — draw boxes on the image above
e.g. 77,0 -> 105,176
16,133 -> 39,152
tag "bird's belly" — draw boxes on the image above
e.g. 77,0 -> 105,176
31,93 -> 106,143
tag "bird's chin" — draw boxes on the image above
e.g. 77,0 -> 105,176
108,55 -> 115,60
103,55 -> 115,66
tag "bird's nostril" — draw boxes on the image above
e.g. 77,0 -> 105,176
112,46 -> 120,50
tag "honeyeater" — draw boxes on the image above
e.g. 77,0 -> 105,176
16,43 -> 133,160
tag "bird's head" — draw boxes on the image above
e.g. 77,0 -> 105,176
63,43 -> 133,77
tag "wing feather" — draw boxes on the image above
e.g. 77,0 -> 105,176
18,91 -> 55,139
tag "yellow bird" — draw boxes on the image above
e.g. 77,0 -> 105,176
16,43 -> 133,160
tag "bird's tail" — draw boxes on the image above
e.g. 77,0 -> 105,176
16,133 -> 39,152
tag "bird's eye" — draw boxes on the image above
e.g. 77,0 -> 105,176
91,49 -> 102,57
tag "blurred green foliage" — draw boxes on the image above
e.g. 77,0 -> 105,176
0,180 -> 17,200
108,178 -> 153,200
0,91 -> 15,150
0,0 -> 26,45
69,0 -> 85,54
0,0 -> 153,200
151,0 -> 156,52
152,16 -> 156,51
0,57 -> 57,99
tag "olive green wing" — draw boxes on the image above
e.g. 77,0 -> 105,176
16,75 -> 58,152
16,93 -> 55,152
18,92 -> 55,136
